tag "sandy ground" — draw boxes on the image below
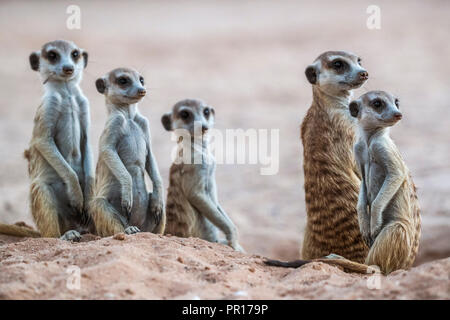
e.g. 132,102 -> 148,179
0,0 -> 449,299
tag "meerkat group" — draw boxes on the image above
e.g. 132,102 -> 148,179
0,40 -> 421,273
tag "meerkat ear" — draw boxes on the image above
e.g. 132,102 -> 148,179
305,64 -> 318,84
95,78 -> 106,94
349,101 -> 360,118
82,51 -> 88,68
161,113 -> 172,131
29,51 -> 40,71
210,108 -> 215,116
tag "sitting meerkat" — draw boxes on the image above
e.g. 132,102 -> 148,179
161,99 -> 243,251
89,68 -> 165,236
0,40 -> 94,241
300,51 -> 370,262
266,91 -> 421,274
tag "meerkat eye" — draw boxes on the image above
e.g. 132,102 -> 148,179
357,58 -> 362,65
117,77 -> 129,85
71,50 -> 79,59
139,77 -> 144,85
203,108 -> 210,117
332,60 -> 345,70
372,99 -> 383,109
47,51 -> 58,62
179,110 -> 190,120
395,99 -> 400,109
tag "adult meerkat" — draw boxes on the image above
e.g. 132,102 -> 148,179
161,99 -> 243,251
90,68 -> 165,236
0,40 -> 93,241
267,91 -> 421,274
301,51 -> 369,262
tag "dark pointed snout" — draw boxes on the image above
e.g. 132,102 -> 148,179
62,65 -> 74,75
393,112 -> 403,121
358,70 -> 369,81
202,125 -> 209,133
137,88 -> 147,97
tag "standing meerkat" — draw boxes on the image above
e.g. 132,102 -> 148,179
161,99 -> 243,251
90,68 -> 165,236
0,40 -> 94,241
301,51 -> 369,262
266,91 -> 421,274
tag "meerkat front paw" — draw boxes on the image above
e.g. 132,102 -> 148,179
124,226 -> 140,235
149,193 -> 164,225
60,230 -> 82,242
121,189 -> 133,218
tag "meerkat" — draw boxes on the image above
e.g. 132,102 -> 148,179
161,99 -> 243,251
266,91 -> 421,274
89,68 -> 165,237
0,40 -> 94,241
299,51 -> 370,262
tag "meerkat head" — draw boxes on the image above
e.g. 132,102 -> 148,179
161,99 -> 215,137
305,51 -> 368,95
349,91 -> 402,130
29,40 -> 88,84
95,68 -> 146,105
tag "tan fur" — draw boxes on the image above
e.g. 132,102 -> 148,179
301,88 -> 369,262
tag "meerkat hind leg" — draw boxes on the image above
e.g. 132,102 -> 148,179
30,181 -> 62,238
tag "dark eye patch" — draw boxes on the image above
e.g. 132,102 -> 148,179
71,50 -> 80,61
179,110 -> 190,120
46,50 -> 59,63
329,59 -> 348,73
357,57 -> 362,65
371,99 -> 385,111
395,98 -> 400,109
117,76 -> 130,86
203,108 -> 210,117
139,76 -> 144,85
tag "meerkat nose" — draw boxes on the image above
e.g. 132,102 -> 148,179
393,112 -> 403,120
137,88 -> 146,97
358,71 -> 369,80
63,65 -> 74,75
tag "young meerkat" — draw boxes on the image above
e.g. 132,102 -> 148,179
266,91 -> 421,274
90,68 -> 165,236
161,99 -> 243,251
0,40 -> 94,241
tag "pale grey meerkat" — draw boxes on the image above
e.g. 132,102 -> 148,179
89,68 -> 165,236
265,51 -> 369,268
0,40 -> 94,241
161,99 -> 244,251
266,91 -> 421,274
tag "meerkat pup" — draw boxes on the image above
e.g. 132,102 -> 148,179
350,91 -> 421,273
300,51 -> 370,262
266,91 -> 421,274
90,68 -> 165,236
161,99 -> 243,251
1,40 -> 94,241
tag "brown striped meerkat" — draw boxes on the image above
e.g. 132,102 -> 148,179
89,68 -> 165,236
161,99 -> 243,251
266,91 -> 421,274
0,40 -> 93,241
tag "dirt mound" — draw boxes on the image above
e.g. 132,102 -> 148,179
0,233 -> 448,300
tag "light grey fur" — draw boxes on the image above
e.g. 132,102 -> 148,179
90,68 -> 165,236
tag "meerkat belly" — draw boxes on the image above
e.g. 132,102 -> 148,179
117,123 -> 149,222
366,160 -> 385,205
55,98 -> 83,178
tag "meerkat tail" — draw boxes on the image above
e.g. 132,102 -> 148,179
264,259 -> 311,268
0,223 -> 41,238
264,257 -> 372,274
89,197 -> 125,237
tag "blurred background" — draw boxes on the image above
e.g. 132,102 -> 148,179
0,0 -> 448,265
